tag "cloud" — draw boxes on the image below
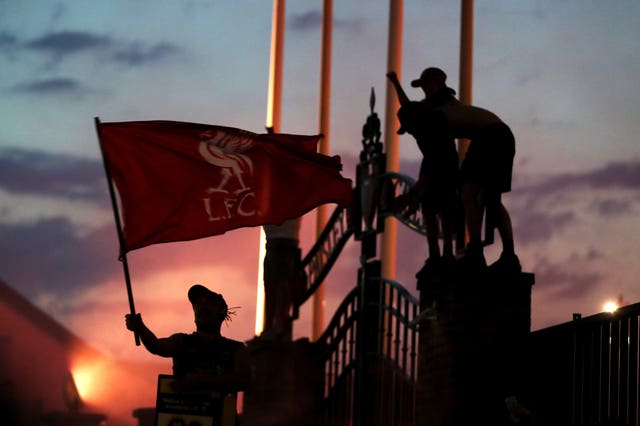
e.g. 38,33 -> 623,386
111,41 -> 180,66
511,209 -> 576,245
7,77 -> 91,96
0,216 -> 263,327
290,10 -> 322,30
289,9 -> 364,34
18,30 -> 181,68
509,159 -> 640,246
0,219 -> 117,298
0,30 -> 18,48
0,147 -> 106,202
25,30 -> 112,57
518,160 -> 640,196
531,253 -> 603,299
590,197 -> 634,217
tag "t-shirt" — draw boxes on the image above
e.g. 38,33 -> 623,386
171,333 -> 244,380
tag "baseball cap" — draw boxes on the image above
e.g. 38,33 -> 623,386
188,284 -> 223,304
411,67 -> 447,88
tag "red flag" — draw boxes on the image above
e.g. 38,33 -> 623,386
98,120 -> 352,252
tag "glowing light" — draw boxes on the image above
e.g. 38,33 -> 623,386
255,228 -> 266,335
603,301 -> 618,313
72,366 -> 93,400
71,359 -> 107,403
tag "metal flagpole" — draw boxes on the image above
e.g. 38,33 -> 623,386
94,117 -> 140,346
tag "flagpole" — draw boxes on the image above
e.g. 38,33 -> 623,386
94,117 -> 140,346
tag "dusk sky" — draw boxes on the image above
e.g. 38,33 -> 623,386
1,0 -> 640,366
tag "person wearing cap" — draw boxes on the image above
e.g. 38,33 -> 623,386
387,70 -> 459,279
407,67 -> 520,272
125,284 -> 251,396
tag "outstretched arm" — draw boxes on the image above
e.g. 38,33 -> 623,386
386,71 -> 410,106
125,313 -> 178,357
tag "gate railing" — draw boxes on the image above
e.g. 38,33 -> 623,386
318,285 -> 359,425
317,265 -> 420,426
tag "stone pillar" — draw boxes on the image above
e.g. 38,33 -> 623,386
262,221 -> 303,342
242,338 -> 325,426
416,269 -> 534,426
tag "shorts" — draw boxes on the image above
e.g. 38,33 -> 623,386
461,122 -> 515,193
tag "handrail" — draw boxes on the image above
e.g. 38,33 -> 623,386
380,277 -> 420,305
380,172 -> 427,236
295,205 -> 354,315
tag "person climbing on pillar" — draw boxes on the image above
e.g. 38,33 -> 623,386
387,70 -> 460,279
408,67 -> 520,272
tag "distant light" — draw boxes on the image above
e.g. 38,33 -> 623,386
603,301 -> 618,313
71,359 -> 105,403
72,366 -> 92,400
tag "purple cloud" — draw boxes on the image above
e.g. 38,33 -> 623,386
8,77 -> 89,96
111,41 -> 179,66
20,30 -> 181,68
25,31 -> 112,56
511,209 -> 576,245
0,31 -> 18,48
590,198 -> 634,217
0,219 -> 118,299
518,161 -> 640,196
0,148 -> 107,201
532,254 -> 603,298
290,10 -> 322,30
289,9 -> 364,34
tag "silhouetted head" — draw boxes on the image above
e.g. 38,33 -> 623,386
411,67 -> 448,96
188,284 -> 229,333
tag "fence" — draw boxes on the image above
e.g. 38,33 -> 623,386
528,302 -> 640,425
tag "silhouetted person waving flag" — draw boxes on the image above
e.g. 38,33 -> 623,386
409,67 -> 520,272
125,284 -> 251,420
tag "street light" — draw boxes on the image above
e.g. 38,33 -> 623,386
603,300 -> 618,313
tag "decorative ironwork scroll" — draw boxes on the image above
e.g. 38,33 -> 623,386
295,206 -> 353,317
